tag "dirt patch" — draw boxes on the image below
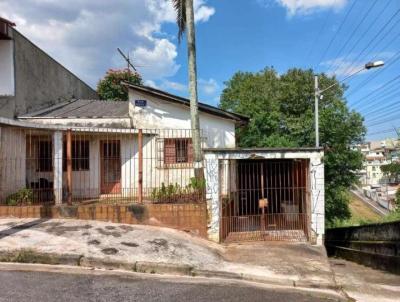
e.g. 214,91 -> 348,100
119,225 -> 134,232
105,226 -> 116,230
101,248 -> 118,255
44,224 -> 93,236
147,238 -> 169,252
82,232 -> 90,236
121,242 -> 139,248
88,239 -> 101,246
96,228 -> 121,238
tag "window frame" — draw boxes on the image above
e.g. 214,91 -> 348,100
161,137 -> 193,168
63,140 -> 90,171
37,140 -> 53,172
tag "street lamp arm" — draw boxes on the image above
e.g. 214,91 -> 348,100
314,60 -> 384,148
317,61 -> 384,95
318,66 -> 365,95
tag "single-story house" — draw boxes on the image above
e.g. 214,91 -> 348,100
0,83 -> 325,244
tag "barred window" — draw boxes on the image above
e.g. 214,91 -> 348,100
37,141 -> 52,172
164,138 -> 193,164
63,140 -> 90,171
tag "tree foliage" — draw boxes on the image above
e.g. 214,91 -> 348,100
381,162 -> 400,178
220,67 -> 366,224
97,69 -> 142,101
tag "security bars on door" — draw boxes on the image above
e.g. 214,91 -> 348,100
0,126 -> 206,205
219,159 -> 310,242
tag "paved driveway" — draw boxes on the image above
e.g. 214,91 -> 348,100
223,241 -> 335,288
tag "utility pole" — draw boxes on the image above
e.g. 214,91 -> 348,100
314,75 -> 319,148
312,61 -> 384,149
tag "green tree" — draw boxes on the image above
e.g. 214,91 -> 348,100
220,67 -> 366,224
97,69 -> 142,101
381,162 -> 400,180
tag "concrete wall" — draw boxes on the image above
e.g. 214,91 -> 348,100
0,39 -> 14,96
326,221 -> 400,274
0,29 -> 97,119
204,150 -> 325,244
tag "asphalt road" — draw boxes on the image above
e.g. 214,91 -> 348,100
0,269 -> 341,302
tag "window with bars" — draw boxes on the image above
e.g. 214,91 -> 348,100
37,140 -> 52,172
63,140 -> 90,171
164,138 -> 193,165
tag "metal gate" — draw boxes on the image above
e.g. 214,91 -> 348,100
220,159 -> 310,242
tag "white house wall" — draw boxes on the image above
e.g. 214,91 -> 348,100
128,90 -> 236,148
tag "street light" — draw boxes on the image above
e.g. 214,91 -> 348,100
314,60 -> 385,148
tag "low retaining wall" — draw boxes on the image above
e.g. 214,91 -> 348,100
325,221 -> 400,274
0,203 -> 207,237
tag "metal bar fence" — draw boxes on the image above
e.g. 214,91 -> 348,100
219,159 -> 310,242
0,126 -> 206,206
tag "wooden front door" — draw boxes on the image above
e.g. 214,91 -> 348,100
100,140 -> 121,194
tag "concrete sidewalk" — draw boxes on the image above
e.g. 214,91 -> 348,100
330,258 -> 400,302
0,218 -> 337,290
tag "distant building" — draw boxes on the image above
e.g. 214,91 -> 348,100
355,138 -> 400,186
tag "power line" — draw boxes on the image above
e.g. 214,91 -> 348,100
366,113 -> 400,127
342,10 -> 400,78
363,98 -> 400,118
314,0 -> 358,70
359,87 -> 400,114
367,128 -> 397,136
328,0 -> 379,75
345,49 -> 400,98
336,7 -> 400,77
350,74 -> 400,108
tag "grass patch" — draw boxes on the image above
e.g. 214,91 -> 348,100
330,192 -> 399,228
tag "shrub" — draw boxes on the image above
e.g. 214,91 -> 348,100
150,178 -> 205,203
5,188 -> 33,206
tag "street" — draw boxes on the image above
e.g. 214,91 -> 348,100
0,266 -> 342,302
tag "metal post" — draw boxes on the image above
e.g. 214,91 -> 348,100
138,129 -> 143,203
66,129 -> 72,205
53,131 -> 63,205
314,75 -> 319,148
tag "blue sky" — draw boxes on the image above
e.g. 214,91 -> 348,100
1,0 -> 399,140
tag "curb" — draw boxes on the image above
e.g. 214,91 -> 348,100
0,249 -> 81,266
0,249 -> 338,290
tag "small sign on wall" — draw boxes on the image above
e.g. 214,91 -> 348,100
135,99 -> 147,107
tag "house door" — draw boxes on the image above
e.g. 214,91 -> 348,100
100,140 -> 121,194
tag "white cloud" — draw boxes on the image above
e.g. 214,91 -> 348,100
160,80 -> 187,92
133,39 -> 180,80
259,0 -> 347,16
0,0 -> 215,86
199,78 -> 219,95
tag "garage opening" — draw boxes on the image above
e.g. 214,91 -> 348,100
220,159 -> 310,242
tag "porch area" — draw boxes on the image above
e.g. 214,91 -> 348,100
0,125 -> 204,206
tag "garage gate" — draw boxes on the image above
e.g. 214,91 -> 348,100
219,159 -> 310,242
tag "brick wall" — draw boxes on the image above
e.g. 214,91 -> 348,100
0,203 -> 208,237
